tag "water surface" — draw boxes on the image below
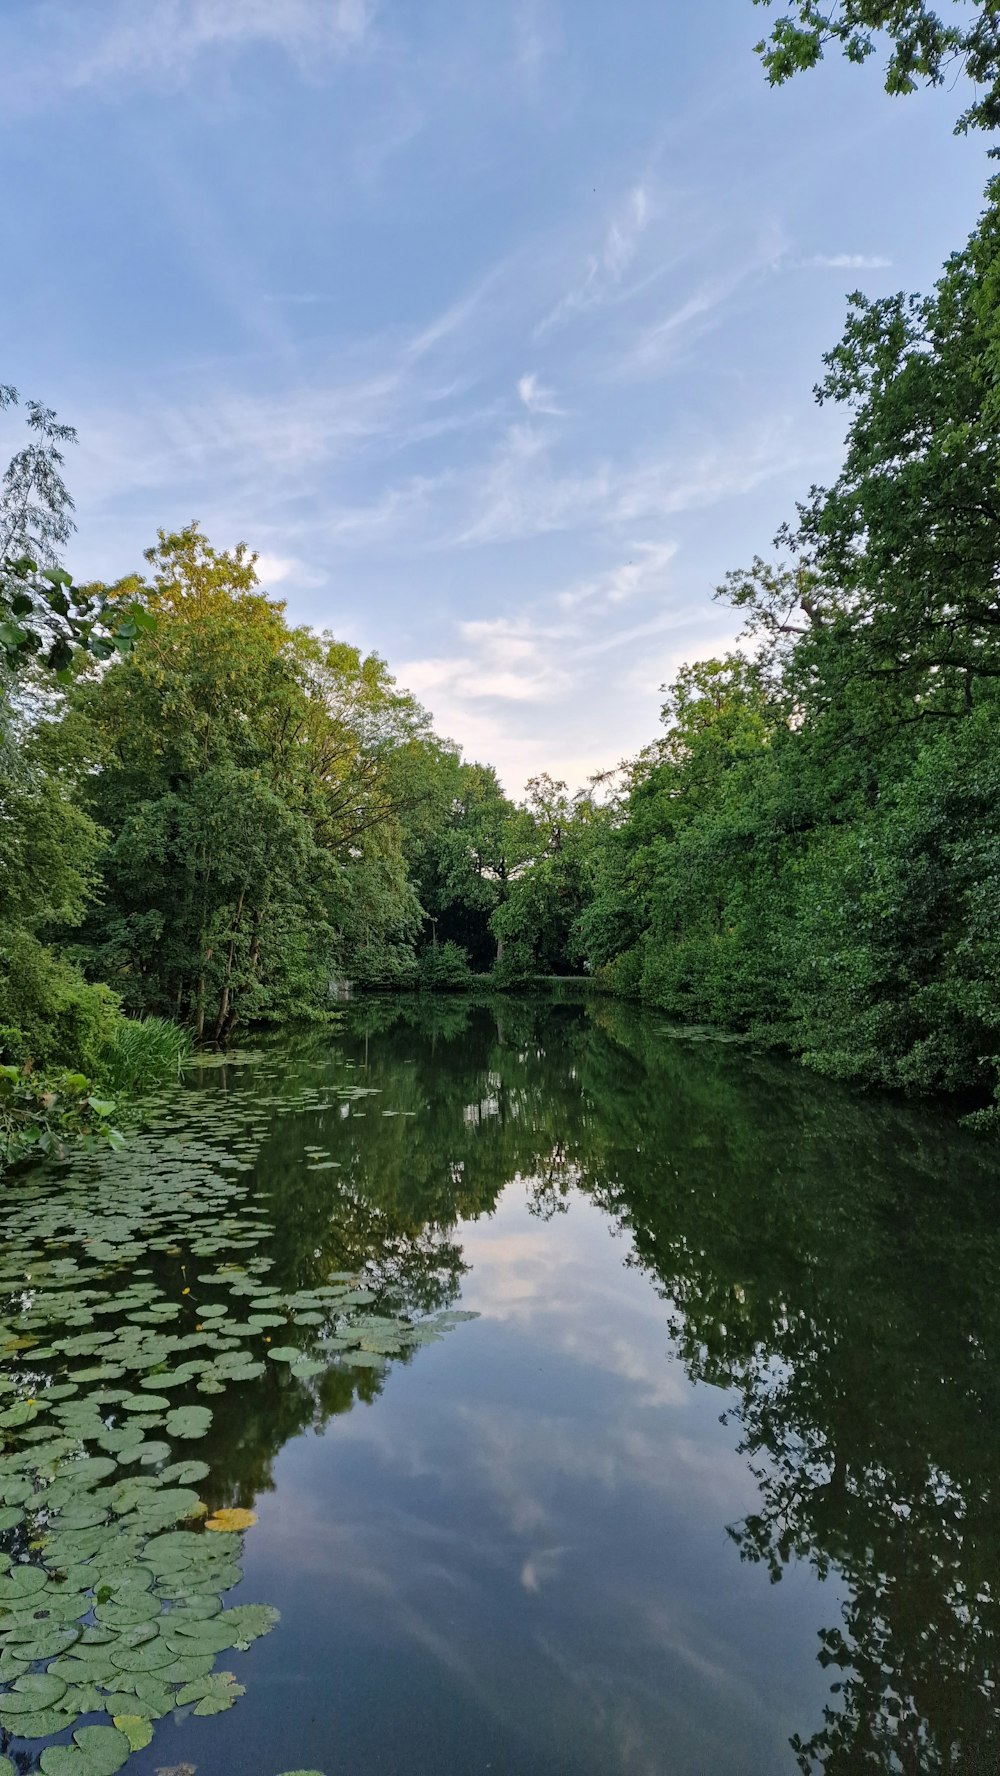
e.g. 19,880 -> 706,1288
3,997 -> 1000,1775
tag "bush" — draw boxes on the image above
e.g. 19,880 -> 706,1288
0,1063 -> 123,1170
418,941 -> 473,990
0,930 -> 121,1076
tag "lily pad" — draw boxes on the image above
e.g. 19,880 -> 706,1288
158,1460 -> 210,1486
3,1704 -> 72,1736
40,1724 -> 131,1775
2,1672 -> 69,1710
176,1669 -> 245,1713
0,1564 -> 48,1599
111,1716 -> 153,1752
224,1603 -> 280,1645
108,1637 -> 176,1674
164,1407 -> 212,1440
204,1508 -> 256,1533
290,1359 -> 326,1380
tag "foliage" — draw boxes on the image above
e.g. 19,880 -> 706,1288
418,939 -> 474,990
577,183 -> 1000,1116
0,728 -> 123,1081
48,525 -> 443,1038
0,1061 -> 122,1167
753,0 -> 1000,136
99,1015 -> 193,1094
0,388 -> 154,676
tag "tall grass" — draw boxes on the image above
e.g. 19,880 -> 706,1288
100,1015 -> 193,1094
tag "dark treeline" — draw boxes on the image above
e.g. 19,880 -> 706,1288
5,0 -> 1000,1147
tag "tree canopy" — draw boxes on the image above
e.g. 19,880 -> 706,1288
753,0 -> 1000,135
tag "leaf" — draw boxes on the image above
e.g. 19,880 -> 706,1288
3,1705 -> 72,1736
164,1406 -> 212,1440
204,1507 -> 256,1533
0,1563 -> 48,1598
2,1672 -> 69,1710
40,1725 -> 131,1776
112,1716 -> 153,1752
223,1603 -> 279,1645
175,1670 -> 245,1711
109,1636 -> 176,1673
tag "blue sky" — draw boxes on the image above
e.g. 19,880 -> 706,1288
0,0 -> 990,790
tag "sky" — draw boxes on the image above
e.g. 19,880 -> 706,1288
0,0 -> 991,793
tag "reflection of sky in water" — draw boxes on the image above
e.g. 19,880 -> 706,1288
170,1183 -> 840,1776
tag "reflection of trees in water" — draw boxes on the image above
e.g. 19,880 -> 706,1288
569,1004 -> 1000,1773
202,998 -> 1000,1769
331,996 -> 1000,1772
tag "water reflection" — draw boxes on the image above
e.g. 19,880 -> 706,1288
309,996 -> 1000,1773
9,996 -> 1000,1774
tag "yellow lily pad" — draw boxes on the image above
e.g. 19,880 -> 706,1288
204,1507 -> 257,1533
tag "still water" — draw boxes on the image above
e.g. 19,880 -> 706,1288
2,996 -> 1000,1776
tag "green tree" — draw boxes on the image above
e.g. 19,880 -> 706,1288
491,775 -> 608,980
52,525 -> 444,1035
413,762 -> 537,973
0,387 -> 152,676
753,0 -> 1000,135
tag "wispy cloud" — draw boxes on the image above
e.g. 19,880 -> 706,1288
261,293 -> 331,306
613,423 -> 808,526
536,184 -> 651,335
625,224 -> 788,373
557,541 -> 679,612
253,551 -> 326,591
400,616 -> 572,707
800,252 -> 892,270
512,0 -> 554,83
58,0 -> 375,88
517,373 -> 563,416
453,425 -> 611,546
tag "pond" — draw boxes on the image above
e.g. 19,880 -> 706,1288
1,995 -> 999,1776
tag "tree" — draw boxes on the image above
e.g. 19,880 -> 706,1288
51,524 -> 445,1036
753,0 -> 1000,136
413,763 -> 537,973
723,179 -> 1000,725
491,776 -> 609,980
0,388 -> 155,1128
0,387 -> 152,676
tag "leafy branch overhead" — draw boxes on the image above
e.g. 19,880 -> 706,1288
0,553 -> 156,676
0,387 -> 155,676
753,0 -> 1000,134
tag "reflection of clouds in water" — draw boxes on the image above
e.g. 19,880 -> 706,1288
250,1174 -> 831,1773
459,1190 -> 696,1408
520,1545 -> 568,1593
258,1463 -> 766,1775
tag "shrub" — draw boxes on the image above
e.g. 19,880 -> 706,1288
418,941 -> 473,991
0,1063 -> 122,1170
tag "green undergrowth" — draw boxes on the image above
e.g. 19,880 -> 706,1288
0,1015 -> 195,1174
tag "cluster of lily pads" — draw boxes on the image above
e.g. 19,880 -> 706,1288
0,1060 -> 471,1772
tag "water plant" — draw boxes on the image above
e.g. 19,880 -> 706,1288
0,1058 -> 469,1771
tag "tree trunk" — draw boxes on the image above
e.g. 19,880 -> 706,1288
213,886 -> 246,1044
